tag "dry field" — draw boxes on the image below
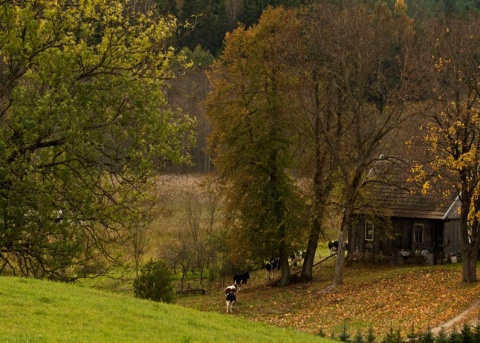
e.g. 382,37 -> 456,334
147,174 -> 221,254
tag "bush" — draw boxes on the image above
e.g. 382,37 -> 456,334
334,323 -> 480,343
133,259 -> 175,303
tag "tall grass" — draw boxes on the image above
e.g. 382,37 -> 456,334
0,276 -> 333,342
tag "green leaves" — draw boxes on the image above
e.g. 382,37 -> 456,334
207,8 -> 307,275
0,0 -> 195,279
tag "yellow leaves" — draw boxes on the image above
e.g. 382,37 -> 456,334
422,181 -> 430,195
408,164 -> 427,187
434,56 -> 452,72
394,0 -> 406,14
454,150 -> 479,171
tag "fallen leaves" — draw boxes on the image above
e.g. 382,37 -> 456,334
177,264 -> 480,339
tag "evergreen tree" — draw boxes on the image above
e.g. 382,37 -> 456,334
133,259 -> 175,303
449,328 -> 463,343
240,0 -> 275,27
473,320 -> 480,343
435,328 -> 449,343
180,0 -> 230,55
366,327 -> 377,343
420,327 -> 435,343
354,331 -> 364,343
155,0 -> 179,15
339,321 -> 351,343
239,0 -> 305,28
382,327 -> 402,343
407,324 -> 419,343
462,323 -> 475,343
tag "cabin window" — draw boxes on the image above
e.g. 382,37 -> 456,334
414,223 -> 424,243
365,221 -> 374,241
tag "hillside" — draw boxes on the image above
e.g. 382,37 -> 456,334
0,276 -> 331,342
177,262 -> 480,339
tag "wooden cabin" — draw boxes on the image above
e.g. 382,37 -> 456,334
348,161 -> 461,265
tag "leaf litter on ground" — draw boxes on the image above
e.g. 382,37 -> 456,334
177,263 -> 480,339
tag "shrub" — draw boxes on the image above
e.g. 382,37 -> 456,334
339,321 -> 351,342
354,331 -> 364,343
366,327 -> 376,343
420,327 -> 435,343
448,328 -> 463,343
133,259 -> 175,303
382,327 -> 402,343
462,323 -> 474,343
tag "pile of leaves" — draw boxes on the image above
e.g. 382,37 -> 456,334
176,263 -> 480,339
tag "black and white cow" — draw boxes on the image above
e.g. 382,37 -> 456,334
265,258 -> 280,280
225,284 -> 237,313
233,271 -> 250,292
289,251 -> 304,269
328,240 -> 349,254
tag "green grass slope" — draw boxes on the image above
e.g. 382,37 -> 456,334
0,277 -> 332,343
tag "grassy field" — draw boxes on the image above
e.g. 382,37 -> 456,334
0,276 -> 333,343
3,263 -> 479,342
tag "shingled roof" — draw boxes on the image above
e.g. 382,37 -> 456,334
358,160 -> 459,220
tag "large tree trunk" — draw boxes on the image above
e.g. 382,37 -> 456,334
301,90 -> 332,282
461,199 -> 479,283
301,156 -> 330,281
462,249 -> 478,283
301,217 -> 321,281
279,225 -> 291,286
333,202 -> 354,287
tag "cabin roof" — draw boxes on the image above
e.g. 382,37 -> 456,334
358,160 -> 459,220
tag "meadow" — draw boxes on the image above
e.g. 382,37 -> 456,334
0,276 -> 333,342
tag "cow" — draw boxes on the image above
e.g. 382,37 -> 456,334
233,271 -> 250,292
328,240 -> 349,254
225,284 -> 237,313
265,258 -> 280,280
289,251 -> 304,269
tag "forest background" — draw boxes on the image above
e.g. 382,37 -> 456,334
2,0 -> 480,295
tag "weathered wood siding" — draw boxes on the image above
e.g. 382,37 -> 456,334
350,216 -> 445,262
443,219 -> 461,257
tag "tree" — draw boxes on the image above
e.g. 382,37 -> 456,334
154,0 -> 179,15
0,0 -> 195,280
412,14 -> 480,283
206,7 -> 307,286
133,259 -> 175,303
290,2 -> 340,282
167,45 -> 215,173
239,0 -> 304,28
179,0 -> 230,55
302,0 -> 415,287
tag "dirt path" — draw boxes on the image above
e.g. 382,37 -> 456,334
431,299 -> 480,334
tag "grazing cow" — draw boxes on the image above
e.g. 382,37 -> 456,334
289,251 -> 304,269
225,284 -> 237,313
233,271 -> 250,292
265,258 -> 280,280
328,240 -> 349,254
